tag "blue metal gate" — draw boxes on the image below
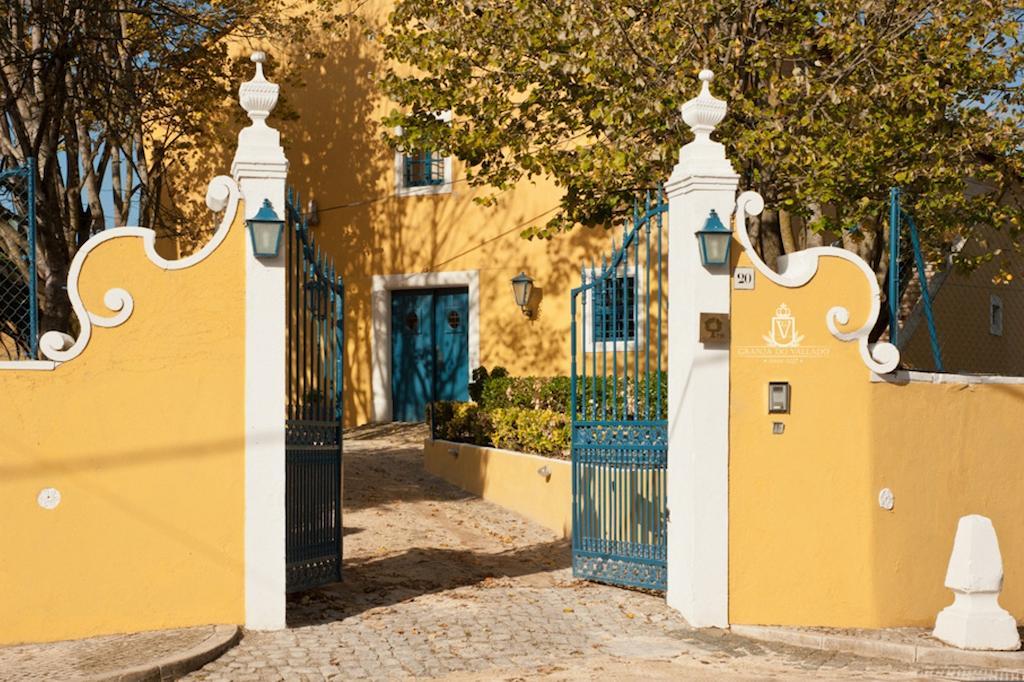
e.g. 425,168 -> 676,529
285,189 -> 344,593
570,190 -> 669,591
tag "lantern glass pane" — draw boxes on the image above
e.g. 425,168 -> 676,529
512,279 -> 531,306
703,233 -> 730,265
252,221 -> 282,257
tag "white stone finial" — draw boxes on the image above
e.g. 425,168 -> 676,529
232,48 -> 287,190
239,51 -> 278,128
933,515 -> 1021,651
681,69 -> 727,143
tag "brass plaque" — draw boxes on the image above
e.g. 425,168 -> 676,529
700,312 -> 731,343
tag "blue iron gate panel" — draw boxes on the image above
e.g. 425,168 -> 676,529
0,158 -> 37,361
570,190 -> 669,592
285,189 -> 344,593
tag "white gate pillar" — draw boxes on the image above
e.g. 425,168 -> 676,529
233,51 -> 289,631
665,70 -> 738,627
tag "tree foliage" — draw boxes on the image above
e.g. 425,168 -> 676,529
0,0 -> 346,337
382,0 -> 1024,282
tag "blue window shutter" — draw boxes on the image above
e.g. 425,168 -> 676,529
592,274 -> 636,342
404,150 -> 446,188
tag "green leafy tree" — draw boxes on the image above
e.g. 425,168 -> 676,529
382,1 -> 1023,299
0,0 -> 347,347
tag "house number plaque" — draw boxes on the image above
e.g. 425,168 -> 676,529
734,267 -> 755,290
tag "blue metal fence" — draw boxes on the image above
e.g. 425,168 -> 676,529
0,158 -> 37,360
887,187 -> 943,371
570,190 -> 668,592
285,188 -> 344,593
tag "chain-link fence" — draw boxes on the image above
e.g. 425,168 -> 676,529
885,188 -> 1024,377
894,260 -> 1024,377
0,158 -> 38,361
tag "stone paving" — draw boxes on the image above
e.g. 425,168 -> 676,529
188,423 -> 951,681
0,625 -> 237,681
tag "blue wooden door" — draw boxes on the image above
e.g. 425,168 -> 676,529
391,291 -> 436,422
434,289 -> 469,402
391,288 -> 469,421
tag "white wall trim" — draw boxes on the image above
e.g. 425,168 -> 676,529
0,360 -> 56,371
733,192 -> 899,374
0,177 -> 239,371
872,369 -> 1024,385
371,269 -> 480,423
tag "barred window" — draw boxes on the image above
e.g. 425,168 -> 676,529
593,275 -> 637,342
403,150 -> 446,188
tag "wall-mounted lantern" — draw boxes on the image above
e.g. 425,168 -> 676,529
511,271 -> 534,318
696,208 -> 733,267
246,198 -> 284,258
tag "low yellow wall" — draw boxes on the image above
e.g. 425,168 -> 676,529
423,440 -> 571,537
729,250 -> 1024,628
0,214 -> 246,644
867,376 -> 1024,626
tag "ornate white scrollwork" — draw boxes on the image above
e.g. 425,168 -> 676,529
733,190 -> 900,373
37,175 -> 240,364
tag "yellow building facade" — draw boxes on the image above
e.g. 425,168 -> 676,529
215,1 -> 616,427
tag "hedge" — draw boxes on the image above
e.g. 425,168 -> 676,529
428,401 -> 570,459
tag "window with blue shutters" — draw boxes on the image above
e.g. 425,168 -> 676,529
592,274 -> 637,342
403,150 -> 446,187
394,111 -> 453,196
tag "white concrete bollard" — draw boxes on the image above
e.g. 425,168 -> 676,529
933,515 -> 1020,650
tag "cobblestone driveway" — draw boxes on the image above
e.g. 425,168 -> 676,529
188,424 -> 935,681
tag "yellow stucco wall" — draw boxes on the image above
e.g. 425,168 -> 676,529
867,377 -> 1024,626
0,214 -> 246,645
730,249 -> 1024,627
424,439 -> 571,537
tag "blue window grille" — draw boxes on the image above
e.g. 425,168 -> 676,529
403,150 -> 445,187
593,274 -> 636,342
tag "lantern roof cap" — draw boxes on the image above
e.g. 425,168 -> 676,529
249,198 -> 281,222
697,208 -> 731,233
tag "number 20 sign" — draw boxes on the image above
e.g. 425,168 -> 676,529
734,267 -> 755,290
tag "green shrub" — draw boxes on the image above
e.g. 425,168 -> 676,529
489,407 -> 570,458
476,368 -> 571,413
429,400 -> 569,459
429,401 -> 487,443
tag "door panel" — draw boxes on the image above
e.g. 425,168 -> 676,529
434,289 -> 469,402
391,291 -> 435,421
